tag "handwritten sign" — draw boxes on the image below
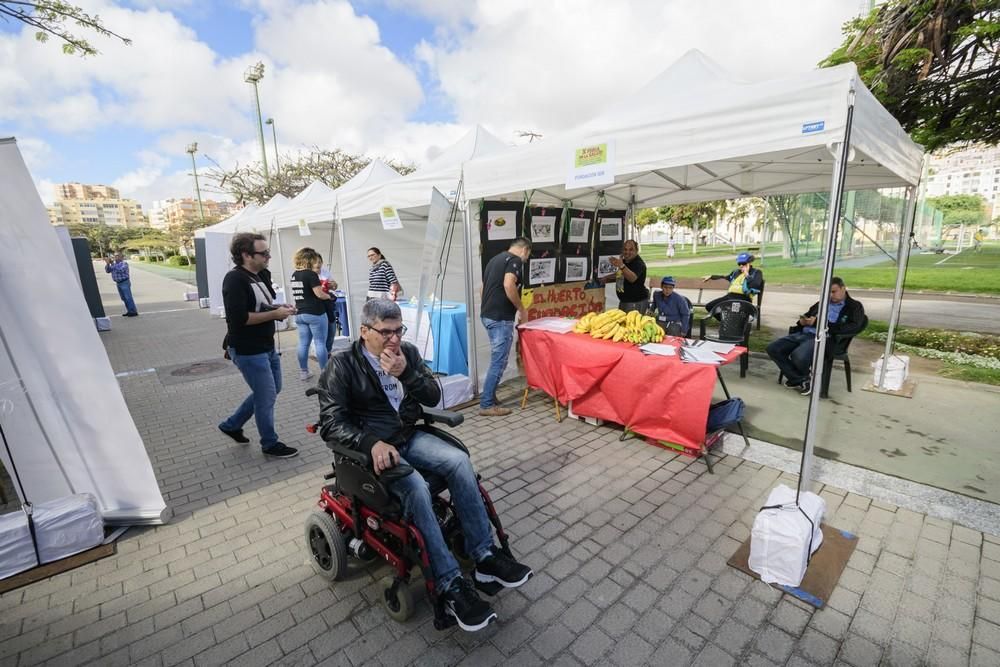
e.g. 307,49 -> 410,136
525,281 -> 605,321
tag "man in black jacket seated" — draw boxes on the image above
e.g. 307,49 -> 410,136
317,299 -> 532,632
766,277 -> 866,396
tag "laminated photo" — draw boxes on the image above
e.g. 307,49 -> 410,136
529,258 -> 556,285
487,210 -> 517,241
565,257 -> 588,282
530,216 -> 556,244
599,217 -> 622,241
567,217 -> 590,243
597,254 -> 617,278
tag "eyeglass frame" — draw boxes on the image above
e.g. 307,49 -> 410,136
363,324 -> 407,339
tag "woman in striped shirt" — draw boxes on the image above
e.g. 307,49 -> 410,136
366,247 -> 402,301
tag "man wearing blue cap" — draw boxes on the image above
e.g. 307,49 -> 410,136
703,252 -> 763,313
651,276 -> 690,336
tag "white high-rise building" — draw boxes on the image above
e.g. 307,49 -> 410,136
925,145 -> 1000,219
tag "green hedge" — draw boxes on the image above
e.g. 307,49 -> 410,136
167,255 -> 191,267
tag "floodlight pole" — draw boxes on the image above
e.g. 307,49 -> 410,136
797,89 -> 855,500
266,118 -> 280,173
185,142 -> 206,223
244,62 -> 269,182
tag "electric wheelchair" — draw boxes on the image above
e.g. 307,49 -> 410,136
302,387 -> 514,630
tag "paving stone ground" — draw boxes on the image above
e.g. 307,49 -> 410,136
2,265 -> 999,667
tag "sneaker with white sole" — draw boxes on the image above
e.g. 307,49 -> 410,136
299,369 -> 314,381
475,548 -> 533,589
442,577 -> 497,632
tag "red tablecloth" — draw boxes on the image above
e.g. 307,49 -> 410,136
519,329 -> 745,450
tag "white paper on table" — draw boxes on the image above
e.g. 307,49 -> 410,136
518,317 -> 578,334
698,341 -> 736,355
639,343 -> 676,356
679,346 -> 723,364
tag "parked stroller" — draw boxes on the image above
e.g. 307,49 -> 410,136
302,387 -> 514,630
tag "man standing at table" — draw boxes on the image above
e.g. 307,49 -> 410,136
105,252 -> 138,317
479,237 -> 532,417
608,239 -> 649,313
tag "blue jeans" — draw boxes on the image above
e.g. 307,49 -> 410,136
220,348 -> 282,449
116,279 -> 138,315
389,430 -> 494,589
295,313 -> 328,371
480,317 -> 515,408
766,332 -> 815,385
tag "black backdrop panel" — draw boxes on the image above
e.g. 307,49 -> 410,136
479,201 -> 525,276
525,206 -> 563,284
194,237 -> 209,298
592,209 -> 628,281
71,237 -> 107,319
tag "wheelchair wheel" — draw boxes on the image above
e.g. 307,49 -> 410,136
380,577 -> 415,622
304,511 -> 348,581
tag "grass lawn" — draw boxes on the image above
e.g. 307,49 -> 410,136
654,245 -> 1000,295
133,259 -> 197,284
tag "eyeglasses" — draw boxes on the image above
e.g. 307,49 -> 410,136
252,250 -> 271,258
365,324 -> 407,339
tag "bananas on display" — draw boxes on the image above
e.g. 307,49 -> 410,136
572,309 -> 664,345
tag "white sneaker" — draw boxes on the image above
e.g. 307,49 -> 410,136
299,369 -> 314,381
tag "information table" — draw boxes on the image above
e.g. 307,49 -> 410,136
398,300 -> 468,376
518,329 -> 744,450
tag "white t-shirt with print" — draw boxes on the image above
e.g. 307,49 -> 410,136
361,345 -> 405,412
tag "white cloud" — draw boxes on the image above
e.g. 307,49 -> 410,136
417,0 -> 859,137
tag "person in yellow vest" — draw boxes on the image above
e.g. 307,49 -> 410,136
703,252 -> 763,314
974,229 -> 985,253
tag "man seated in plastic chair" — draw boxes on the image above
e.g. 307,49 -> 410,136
651,276 -> 691,336
765,277 -> 866,396
316,298 -> 533,632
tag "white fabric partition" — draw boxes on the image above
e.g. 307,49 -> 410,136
0,137 -> 167,525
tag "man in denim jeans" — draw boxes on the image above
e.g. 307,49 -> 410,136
218,232 -> 299,458
479,237 -> 531,416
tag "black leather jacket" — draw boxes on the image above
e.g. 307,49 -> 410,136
317,340 -> 441,455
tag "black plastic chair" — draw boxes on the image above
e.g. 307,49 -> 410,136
699,300 -> 757,377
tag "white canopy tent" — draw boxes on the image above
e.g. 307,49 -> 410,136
458,50 -> 923,494
331,126 -> 510,378
202,195 -> 287,317
268,160 -> 404,305
0,138 -> 167,524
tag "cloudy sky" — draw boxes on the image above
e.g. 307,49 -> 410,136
0,0 -> 861,210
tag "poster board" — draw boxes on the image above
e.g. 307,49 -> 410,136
593,209 -> 628,280
524,281 -> 605,320
479,201 -> 524,275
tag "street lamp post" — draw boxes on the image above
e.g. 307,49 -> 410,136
244,61 -> 269,181
265,118 -> 280,173
185,142 -> 206,223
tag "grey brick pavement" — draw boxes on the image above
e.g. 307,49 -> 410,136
1,265 -> 998,666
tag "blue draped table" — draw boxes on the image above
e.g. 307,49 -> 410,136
397,300 -> 469,376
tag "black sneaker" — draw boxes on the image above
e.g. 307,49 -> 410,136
800,381 -> 813,396
784,379 -> 803,389
263,443 -> 299,458
219,426 -> 250,444
442,577 -> 497,632
475,547 -> 533,589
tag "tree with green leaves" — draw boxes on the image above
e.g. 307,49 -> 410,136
204,148 -> 416,206
928,193 -> 988,227
659,202 -> 719,255
764,195 -> 802,261
1,1 -> 130,56
821,0 -> 1000,151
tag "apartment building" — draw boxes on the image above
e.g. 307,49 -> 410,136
47,182 -> 145,227
148,198 -> 240,230
925,145 -> 1000,219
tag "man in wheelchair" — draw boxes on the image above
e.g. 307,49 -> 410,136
316,299 -> 533,631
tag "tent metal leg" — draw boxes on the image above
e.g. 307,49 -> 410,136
797,91 -> 856,501
334,202 -> 354,342
462,198 -> 479,395
877,184 -> 919,389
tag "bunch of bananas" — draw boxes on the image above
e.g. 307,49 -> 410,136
573,309 -> 665,345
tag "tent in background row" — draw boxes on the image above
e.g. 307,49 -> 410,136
331,125 -> 512,385
194,203 -> 257,305
201,195 -> 287,317
456,49 -> 922,493
269,159 -> 404,314
0,137 -> 166,524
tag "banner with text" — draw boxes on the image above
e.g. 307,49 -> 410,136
566,140 -> 615,190
524,281 -> 606,321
